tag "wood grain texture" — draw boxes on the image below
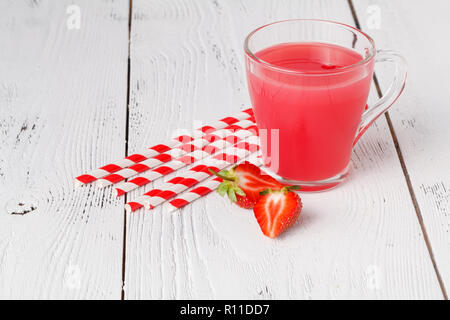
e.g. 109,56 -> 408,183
124,0 -> 442,299
353,0 -> 450,296
0,0 -> 129,299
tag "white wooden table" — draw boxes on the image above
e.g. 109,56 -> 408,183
0,0 -> 449,300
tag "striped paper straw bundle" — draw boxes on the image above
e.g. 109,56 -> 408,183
167,177 -> 223,212
75,108 -> 253,186
96,118 -> 257,189
125,135 -> 260,212
124,165 -> 215,213
144,141 -> 259,210
166,155 -> 263,212
114,122 -> 258,197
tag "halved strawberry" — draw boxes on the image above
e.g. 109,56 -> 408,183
235,194 -> 256,209
253,186 -> 302,238
211,162 -> 283,209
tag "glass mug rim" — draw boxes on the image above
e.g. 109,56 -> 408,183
244,18 -> 376,76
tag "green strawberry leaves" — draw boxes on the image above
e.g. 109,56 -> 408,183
259,185 -> 301,196
227,188 -> 237,203
209,168 -> 247,203
217,182 -> 228,196
216,180 -> 246,203
235,188 -> 246,196
259,188 -> 272,196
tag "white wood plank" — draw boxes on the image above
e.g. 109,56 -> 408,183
353,0 -> 450,296
0,0 -> 129,299
124,0 -> 442,299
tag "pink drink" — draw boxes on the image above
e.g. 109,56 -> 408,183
246,42 -> 374,189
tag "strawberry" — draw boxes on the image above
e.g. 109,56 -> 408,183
211,162 -> 283,209
253,186 -> 302,238
235,194 -> 256,209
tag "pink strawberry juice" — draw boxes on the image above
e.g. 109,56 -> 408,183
246,42 -> 374,185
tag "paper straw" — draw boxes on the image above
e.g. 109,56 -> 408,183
144,145 -> 260,210
75,108 -> 253,185
166,156 -> 262,211
114,123 -> 258,196
125,135 -> 260,212
166,177 -> 223,211
96,118 -> 256,188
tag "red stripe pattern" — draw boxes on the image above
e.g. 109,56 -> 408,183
96,119 -> 256,188
166,155 -> 263,211
168,177 -> 223,210
125,135 -> 260,212
114,122 -> 257,196
75,108 -> 253,185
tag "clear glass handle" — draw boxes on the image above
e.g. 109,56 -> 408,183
354,50 -> 408,144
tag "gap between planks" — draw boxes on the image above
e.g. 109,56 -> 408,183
348,0 -> 448,300
117,0 -> 448,300
121,0 -> 133,301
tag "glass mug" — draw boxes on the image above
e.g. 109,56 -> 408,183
244,19 -> 407,191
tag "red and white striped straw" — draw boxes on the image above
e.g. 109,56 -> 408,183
124,135 -> 260,212
96,118 -> 256,189
114,123 -> 258,196
167,177 -> 223,211
144,140 -> 260,210
166,156 -> 262,212
75,108 -> 253,186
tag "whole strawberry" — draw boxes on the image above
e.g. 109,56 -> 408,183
210,162 -> 283,209
253,186 -> 302,238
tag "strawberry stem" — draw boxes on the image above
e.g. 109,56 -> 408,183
259,185 -> 300,195
208,168 -> 235,182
